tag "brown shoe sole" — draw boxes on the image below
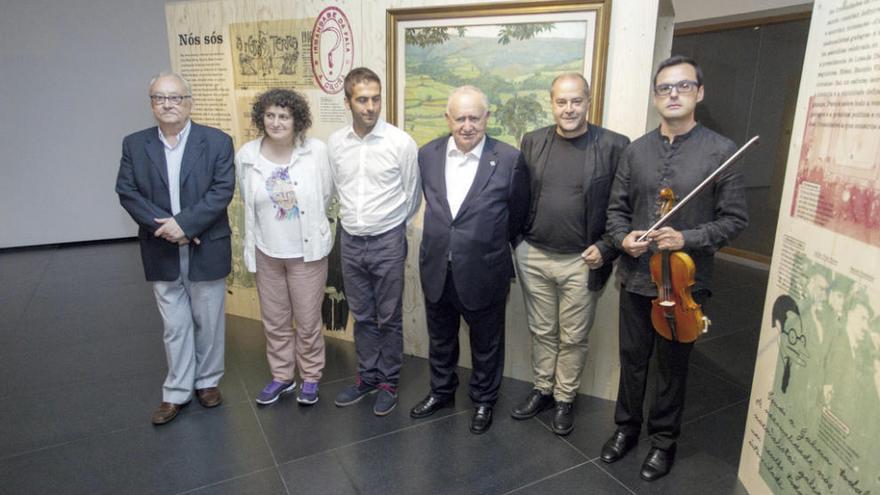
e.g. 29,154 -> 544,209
197,389 -> 223,408
151,401 -> 190,425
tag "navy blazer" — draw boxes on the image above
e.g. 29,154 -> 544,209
519,123 -> 629,290
418,135 -> 530,311
116,122 -> 235,282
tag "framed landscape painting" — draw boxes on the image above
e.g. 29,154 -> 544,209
387,0 -> 610,147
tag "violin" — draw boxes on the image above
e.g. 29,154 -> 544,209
648,188 -> 710,343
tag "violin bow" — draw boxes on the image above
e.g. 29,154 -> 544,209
636,135 -> 760,243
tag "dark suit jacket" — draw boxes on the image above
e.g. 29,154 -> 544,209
419,135 -> 530,311
519,123 -> 629,290
116,122 -> 235,282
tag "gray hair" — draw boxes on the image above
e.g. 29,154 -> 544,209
446,85 -> 489,115
148,71 -> 193,95
550,72 -> 590,98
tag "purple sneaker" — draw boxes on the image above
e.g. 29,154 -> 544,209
297,381 -> 319,405
256,380 -> 296,405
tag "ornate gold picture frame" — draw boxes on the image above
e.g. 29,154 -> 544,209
387,0 -> 611,147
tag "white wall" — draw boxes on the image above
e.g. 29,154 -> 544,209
0,0 -> 171,248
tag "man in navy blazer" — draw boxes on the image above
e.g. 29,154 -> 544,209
116,72 -> 235,425
409,86 -> 529,434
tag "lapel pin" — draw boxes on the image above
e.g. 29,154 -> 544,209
489,160 -> 496,167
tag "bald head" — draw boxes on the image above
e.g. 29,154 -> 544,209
550,73 -> 590,138
445,86 -> 490,153
446,85 -> 489,115
550,73 -> 590,99
149,71 -> 192,96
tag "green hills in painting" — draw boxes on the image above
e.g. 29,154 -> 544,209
403,34 -> 585,147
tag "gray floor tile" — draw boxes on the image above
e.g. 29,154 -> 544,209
185,467 -> 288,495
278,400 -> 587,495
508,461 -> 633,495
0,402 -> 275,495
0,330 -> 167,399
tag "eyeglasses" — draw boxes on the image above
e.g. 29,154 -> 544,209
150,94 -> 191,105
654,80 -> 700,96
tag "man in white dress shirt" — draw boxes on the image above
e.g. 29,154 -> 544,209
328,67 -> 421,416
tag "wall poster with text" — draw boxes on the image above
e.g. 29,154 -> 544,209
739,1 -> 880,494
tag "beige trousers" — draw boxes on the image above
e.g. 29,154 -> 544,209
515,241 -> 598,402
255,248 -> 328,382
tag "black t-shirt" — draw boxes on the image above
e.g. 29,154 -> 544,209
525,131 -> 589,253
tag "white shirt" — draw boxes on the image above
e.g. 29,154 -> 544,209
445,136 -> 485,218
327,119 -> 421,236
235,137 -> 334,271
158,119 -> 192,215
252,152 -> 305,259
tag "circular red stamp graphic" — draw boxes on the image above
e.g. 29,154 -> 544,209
311,6 -> 354,95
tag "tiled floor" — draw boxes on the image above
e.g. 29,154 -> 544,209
0,241 -> 768,494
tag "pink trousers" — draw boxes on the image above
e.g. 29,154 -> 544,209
255,248 -> 328,382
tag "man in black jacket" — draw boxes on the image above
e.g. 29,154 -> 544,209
511,73 -> 629,435
601,56 -> 747,481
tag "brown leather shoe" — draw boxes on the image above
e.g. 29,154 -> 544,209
151,401 -> 188,425
196,387 -> 223,408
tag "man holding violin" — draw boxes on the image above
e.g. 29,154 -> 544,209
601,55 -> 748,481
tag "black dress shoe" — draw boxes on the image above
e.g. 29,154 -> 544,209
510,389 -> 554,420
600,430 -> 638,463
551,401 -> 574,435
410,394 -> 454,418
469,405 -> 493,434
640,445 -> 676,481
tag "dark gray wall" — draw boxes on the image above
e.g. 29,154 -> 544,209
673,18 -> 810,258
0,0 -> 171,248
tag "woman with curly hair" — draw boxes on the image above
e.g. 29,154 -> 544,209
235,88 -> 333,405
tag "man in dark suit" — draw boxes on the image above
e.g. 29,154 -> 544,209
511,73 -> 629,436
116,72 -> 235,425
409,86 -> 530,434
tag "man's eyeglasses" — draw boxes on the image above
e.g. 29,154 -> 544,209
150,94 -> 192,105
654,80 -> 699,96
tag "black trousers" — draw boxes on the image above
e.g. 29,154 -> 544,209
424,266 -> 506,406
614,289 -> 707,450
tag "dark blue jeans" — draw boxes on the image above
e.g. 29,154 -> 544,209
340,223 -> 407,388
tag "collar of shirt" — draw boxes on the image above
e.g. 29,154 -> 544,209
253,137 -> 312,174
445,135 -> 486,161
345,118 -> 388,141
158,119 -> 192,151
444,135 -> 485,218
657,122 -> 701,145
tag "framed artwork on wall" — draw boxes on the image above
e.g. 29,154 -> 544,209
386,0 -> 611,147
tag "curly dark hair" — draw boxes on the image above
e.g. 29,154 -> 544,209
251,88 -> 312,145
